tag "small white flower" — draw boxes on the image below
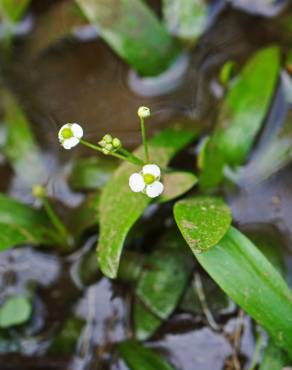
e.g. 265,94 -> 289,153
58,123 -> 83,150
129,164 -> 164,198
137,106 -> 150,119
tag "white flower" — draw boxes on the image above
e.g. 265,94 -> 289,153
129,164 -> 164,198
58,123 -> 83,150
137,106 -> 150,119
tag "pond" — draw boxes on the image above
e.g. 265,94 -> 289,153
0,1 -> 292,369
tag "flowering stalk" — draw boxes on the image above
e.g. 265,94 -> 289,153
138,106 -> 150,163
32,185 -> 72,250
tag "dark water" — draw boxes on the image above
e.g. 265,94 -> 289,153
0,1 -> 292,369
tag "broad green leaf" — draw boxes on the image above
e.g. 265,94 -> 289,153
0,296 -> 32,328
0,193 -> 53,250
173,196 -> 232,252
98,126 -> 198,278
159,171 -> 197,203
0,0 -> 30,22
119,340 -> 176,370
259,339 -> 288,370
69,157 -> 117,191
175,224 -> 292,355
75,0 -> 180,76
200,46 -> 280,188
162,0 -> 208,42
136,247 -> 193,319
1,89 -> 46,187
133,300 -> 162,341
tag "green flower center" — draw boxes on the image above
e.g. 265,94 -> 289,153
143,173 -> 155,185
61,127 -> 73,139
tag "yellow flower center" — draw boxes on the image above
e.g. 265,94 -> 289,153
61,127 -> 73,139
143,173 -> 155,185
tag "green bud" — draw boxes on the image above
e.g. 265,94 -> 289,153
105,143 -> 113,151
112,138 -> 121,148
32,184 -> 47,198
99,140 -> 106,148
102,148 -> 110,155
103,134 -> 112,144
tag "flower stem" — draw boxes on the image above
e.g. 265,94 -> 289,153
80,139 -> 144,166
119,148 -> 145,165
42,197 -> 71,249
140,117 -> 149,163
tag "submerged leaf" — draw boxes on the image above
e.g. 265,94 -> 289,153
162,0 -> 208,42
174,196 -> 232,252
0,193 -> 53,250
133,300 -> 162,341
119,340 -> 176,370
0,296 -> 32,328
1,89 -> 46,187
76,0 -> 180,76
200,46 -> 280,188
98,126 -> 198,278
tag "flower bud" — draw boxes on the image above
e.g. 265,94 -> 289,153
112,138 -> 121,148
137,106 -> 150,119
32,184 -> 47,199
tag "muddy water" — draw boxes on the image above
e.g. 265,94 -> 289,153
0,1 -> 292,370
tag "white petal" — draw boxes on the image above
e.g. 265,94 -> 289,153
62,137 -> 79,149
129,173 -> 145,192
58,123 -> 70,141
145,181 -> 164,198
142,164 -> 160,178
71,123 -> 83,139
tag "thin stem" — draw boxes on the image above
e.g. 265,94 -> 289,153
42,197 -> 71,249
194,273 -> 220,331
140,117 -> 149,163
80,139 -> 143,166
119,148 -> 145,165
248,329 -> 263,370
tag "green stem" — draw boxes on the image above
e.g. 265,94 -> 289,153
248,330 -> 264,370
80,139 -> 143,166
119,148 -> 145,166
140,117 -> 149,163
42,197 -> 71,249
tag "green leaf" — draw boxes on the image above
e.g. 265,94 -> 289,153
1,89 -> 46,187
173,196 -> 232,252
75,0 -> 180,76
133,300 -> 162,341
175,222 -> 292,355
136,246 -> 193,320
98,126 -> 198,278
159,171 -> 197,203
162,0 -> 208,42
119,340 -> 176,370
0,193 -> 53,250
259,339 -> 288,370
69,157 -> 117,191
0,296 -> 32,328
0,0 -> 31,22
200,46 -> 280,188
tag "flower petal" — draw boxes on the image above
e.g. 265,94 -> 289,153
58,123 -> 70,141
71,123 -> 83,139
62,137 -> 79,150
142,164 -> 160,178
129,173 -> 145,192
145,181 -> 164,198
